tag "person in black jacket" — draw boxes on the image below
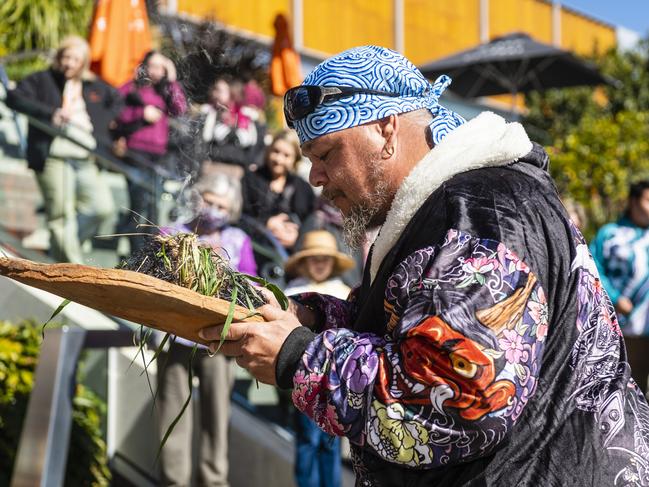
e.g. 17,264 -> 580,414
241,129 -> 315,254
6,35 -> 122,263
201,46 -> 649,486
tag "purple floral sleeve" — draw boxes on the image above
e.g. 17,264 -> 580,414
292,229 -> 549,468
292,290 -> 357,332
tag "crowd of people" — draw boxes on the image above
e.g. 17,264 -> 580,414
7,33 -> 649,487
4,35 -> 354,487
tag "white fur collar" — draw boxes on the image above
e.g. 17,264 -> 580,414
369,111 -> 533,282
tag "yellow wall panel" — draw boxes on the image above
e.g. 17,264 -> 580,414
489,0 -> 553,44
176,0 -> 616,66
561,9 -> 616,56
177,0 -> 290,38
177,0 -> 209,18
404,0 -> 480,65
303,0 -> 393,55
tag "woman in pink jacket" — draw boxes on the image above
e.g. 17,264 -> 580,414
114,51 -> 187,254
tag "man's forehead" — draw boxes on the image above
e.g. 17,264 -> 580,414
301,122 -> 374,156
301,131 -> 343,155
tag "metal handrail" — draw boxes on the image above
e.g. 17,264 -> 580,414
9,326 -> 134,487
0,64 -> 180,193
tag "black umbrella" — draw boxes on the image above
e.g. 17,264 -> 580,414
419,32 -> 616,101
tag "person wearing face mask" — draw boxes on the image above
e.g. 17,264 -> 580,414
6,36 -> 121,263
156,173 -> 256,487
241,130 -> 316,254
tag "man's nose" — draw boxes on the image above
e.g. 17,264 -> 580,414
308,160 -> 328,188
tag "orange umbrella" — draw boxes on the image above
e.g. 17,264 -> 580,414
88,0 -> 152,87
270,13 -> 302,96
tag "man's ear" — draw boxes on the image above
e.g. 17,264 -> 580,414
377,114 -> 399,160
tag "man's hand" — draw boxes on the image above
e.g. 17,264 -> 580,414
199,305 -> 302,385
616,296 -> 634,316
257,287 -> 320,330
266,213 -> 288,232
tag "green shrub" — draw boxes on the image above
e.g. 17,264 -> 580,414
523,38 -> 649,240
0,320 -> 111,486
548,110 -> 649,239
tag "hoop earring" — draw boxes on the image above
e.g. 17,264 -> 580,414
385,146 -> 394,157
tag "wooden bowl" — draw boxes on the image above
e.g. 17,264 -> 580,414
0,258 -> 264,345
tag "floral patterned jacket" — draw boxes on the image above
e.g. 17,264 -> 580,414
277,113 -> 649,486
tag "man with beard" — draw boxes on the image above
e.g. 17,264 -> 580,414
200,46 -> 649,486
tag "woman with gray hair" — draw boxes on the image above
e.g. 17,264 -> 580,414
156,172 -> 256,487
163,172 -> 256,273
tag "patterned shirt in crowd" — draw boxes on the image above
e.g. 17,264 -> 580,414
275,112 -> 649,486
591,217 -> 649,336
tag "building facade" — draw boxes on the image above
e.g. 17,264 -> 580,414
166,0 -> 616,65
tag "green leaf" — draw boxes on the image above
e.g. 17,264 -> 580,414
483,348 -> 504,360
146,332 -> 170,370
127,325 -> 146,372
139,331 -> 156,401
456,277 -> 475,289
41,299 -> 70,339
147,333 -> 175,414
241,273 -> 289,310
156,345 -> 197,463
515,322 -> 529,336
217,286 -> 238,353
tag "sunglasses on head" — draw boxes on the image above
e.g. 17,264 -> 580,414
283,85 -> 399,127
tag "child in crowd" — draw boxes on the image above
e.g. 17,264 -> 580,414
284,230 -> 355,487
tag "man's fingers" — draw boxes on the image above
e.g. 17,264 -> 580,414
257,287 -> 280,308
212,340 -> 242,357
199,321 -> 249,342
235,355 -> 250,369
258,304 -> 289,321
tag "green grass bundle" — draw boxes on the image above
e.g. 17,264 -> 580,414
118,232 -> 265,310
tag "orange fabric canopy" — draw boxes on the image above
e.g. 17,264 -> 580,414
270,13 -> 302,97
88,0 -> 152,87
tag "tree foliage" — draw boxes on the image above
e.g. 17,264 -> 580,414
0,320 -> 111,485
549,111 -> 649,234
524,39 -> 649,238
600,39 -> 649,114
0,0 -> 93,79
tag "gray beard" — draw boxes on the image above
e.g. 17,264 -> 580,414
342,167 -> 389,250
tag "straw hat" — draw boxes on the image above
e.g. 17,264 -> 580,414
285,230 -> 355,277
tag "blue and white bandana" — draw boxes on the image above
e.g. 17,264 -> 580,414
292,45 -> 466,145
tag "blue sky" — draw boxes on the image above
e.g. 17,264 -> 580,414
563,1 -> 649,35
